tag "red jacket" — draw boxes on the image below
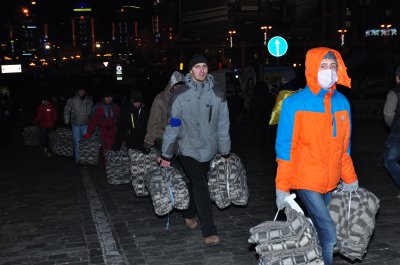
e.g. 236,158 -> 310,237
33,102 -> 57,128
87,102 -> 120,149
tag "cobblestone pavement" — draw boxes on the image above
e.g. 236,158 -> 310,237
1,118 -> 400,265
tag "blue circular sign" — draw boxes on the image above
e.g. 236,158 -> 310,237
267,36 -> 288,57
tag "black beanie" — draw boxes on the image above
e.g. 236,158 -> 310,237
187,54 -> 208,72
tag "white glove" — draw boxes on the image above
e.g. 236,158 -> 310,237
276,190 -> 290,210
342,180 -> 359,192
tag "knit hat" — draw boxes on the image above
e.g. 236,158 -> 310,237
170,71 -> 185,87
187,54 -> 208,72
130,90 -> 143,102
323,51 -> 338,64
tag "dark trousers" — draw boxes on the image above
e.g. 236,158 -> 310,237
40,128 -> 51,152
178,155 -> 216,237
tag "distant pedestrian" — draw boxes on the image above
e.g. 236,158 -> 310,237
64,86 -> 93,163
84,89 -> 120,150
113,90 -> 149,150
275,47 -> 359,265
383,66 -> 400,198
33,95 -> 57,157
159,54 -> 231,245
143,71 -> 185,151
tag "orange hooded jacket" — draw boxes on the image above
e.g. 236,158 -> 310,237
275,47 -> 357,194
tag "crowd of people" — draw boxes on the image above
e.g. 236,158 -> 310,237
3,49 -> 400,264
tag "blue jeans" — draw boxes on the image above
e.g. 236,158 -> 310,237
297,189 -> 336,265
384,134 -> 400,190
72,125 -> 87,163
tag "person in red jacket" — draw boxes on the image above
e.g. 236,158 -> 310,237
33,97 -> 57,157
84,89 -> 120,150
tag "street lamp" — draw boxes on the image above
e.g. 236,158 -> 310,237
260,25 -> 272,46
380,24 -> 392,37
337,29 -> 347,46
228,30 -> 236,48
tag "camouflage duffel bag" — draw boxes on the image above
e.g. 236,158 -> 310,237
22,126 -> 40,146
146,166 -> 189,216
49,128 -> 73,157
104,147 -> 131,185
207,153 -> 249,209
78,135 -> 101,166
328,186 -> 380,261
128,148 -> 159,197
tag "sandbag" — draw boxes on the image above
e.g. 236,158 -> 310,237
328,187 -> 380,261
78,135 -> 101,165
146,166 -> 189,216
49,128 -> 73,157
22,126 -> 40,146
207,153 -> 248,209
104,147 -> 131,185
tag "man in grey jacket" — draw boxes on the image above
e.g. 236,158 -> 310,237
159,54 -> 231,245
64,87 -> 93,163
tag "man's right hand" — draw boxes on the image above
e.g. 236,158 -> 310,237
157,155 -> 171,167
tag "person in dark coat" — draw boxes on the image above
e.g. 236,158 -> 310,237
113,90 -> 149,150
33,96 -> 57,157
84,89 -> 120,150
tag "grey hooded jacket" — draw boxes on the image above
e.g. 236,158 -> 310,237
161,73 -> 231,162
64,95 -> 93,125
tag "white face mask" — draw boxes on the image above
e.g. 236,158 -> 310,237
318,69 -> 338,90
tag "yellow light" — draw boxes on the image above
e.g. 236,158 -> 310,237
29,62 -> 36,67
95,43 -> 101,48
62,57 -> 67,60
180,63 -> 183,71
75,55 -> 81,59
293,63 -> 297,67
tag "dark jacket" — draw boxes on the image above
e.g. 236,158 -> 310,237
87,102 -> 120,149
114,104 -> 149,150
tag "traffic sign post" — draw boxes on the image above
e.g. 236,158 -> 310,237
267,36 -> 288,57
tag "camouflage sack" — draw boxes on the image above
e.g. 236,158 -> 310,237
78,135 -> 101,166
128,148 -> 159,196
104,146 -> 131,185
49,128 -> 73,157
328,187 -> 380,261
22,126 -> 40,146
207,153 -> 248,209
146,166 -> 189,216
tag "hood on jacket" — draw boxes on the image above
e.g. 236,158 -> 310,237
305,47 -> 351,95
164,71 -> 185,93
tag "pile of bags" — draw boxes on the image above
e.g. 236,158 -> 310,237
328,187 -> 380,261
49,128 -> 73,157
104,146 -> 131,185
146,166 -> 189,216
22,126 -> 40,146
78,135 -> 102,166
249,205 -> 323,265
208,153 -> 248,209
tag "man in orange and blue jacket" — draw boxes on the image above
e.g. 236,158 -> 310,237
275,47 -> 359,265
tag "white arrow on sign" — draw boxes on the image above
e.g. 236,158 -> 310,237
275,39 -> 280,57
